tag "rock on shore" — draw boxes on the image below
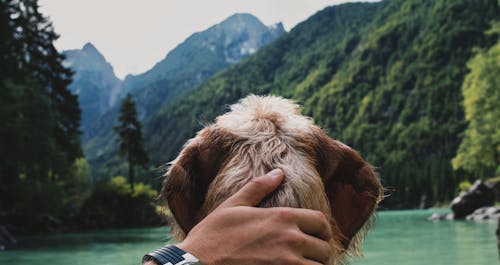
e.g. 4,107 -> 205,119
466,206 -> 500,221
428,179 -> 498,221
451,180 -> 495,219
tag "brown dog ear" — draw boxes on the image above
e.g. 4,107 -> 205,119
313,128 -> 382,250
161,126 -> 235,234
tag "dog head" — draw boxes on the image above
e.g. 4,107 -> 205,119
161,95 -> 382,264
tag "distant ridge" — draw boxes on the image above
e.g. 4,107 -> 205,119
64,43 -> 121,130
119,13 -> 285,99
81,13 -> 285,168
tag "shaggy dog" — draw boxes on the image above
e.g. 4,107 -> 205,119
162,95 -> 383,264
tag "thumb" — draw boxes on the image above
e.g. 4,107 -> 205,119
218,169 -> 284,208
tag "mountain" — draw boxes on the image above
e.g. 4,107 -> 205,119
116,13 -> 285,121
120,13 -> 285,99
83,13 -> 285,167
64,43 -> 121,130
106,0 -> 496,208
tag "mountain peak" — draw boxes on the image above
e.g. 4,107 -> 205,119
120,12 -> 285,95
218,13 -> 265,30
82,42 -> 99,54
268,22 -> 284,31
225,13 -> 259,21
267,22 -> 285,37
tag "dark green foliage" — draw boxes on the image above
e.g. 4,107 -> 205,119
1,180 -> 66,233
140,0 -> 499,208
0,0 -> 81,181
0,158 -> 90,234
78,177 -> 161,229
299,0 -> 500,207
452,23 -> 500,179
114,94 -> 149,191
0,0 -> 83,231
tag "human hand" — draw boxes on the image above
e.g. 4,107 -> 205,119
176,169 -> 333,265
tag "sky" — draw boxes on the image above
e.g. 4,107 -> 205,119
39,0 -> 376,79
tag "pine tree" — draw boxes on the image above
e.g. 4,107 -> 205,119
114,94 -> 149,191
0,0 -> 82,223
0,0 -> 81,183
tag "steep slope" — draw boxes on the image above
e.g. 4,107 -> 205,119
119,13 -> 285,120
138,0 -> 499,208
145,2 -> 384,157
120,13 -> 284,98
64,43 -> 121,130
84,13 -> 285,171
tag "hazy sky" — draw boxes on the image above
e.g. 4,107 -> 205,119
39,0 -> 376,79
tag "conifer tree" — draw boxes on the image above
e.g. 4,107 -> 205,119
114,94 -> 149,191
0,0 -> 82,223
0,0 -> 81,184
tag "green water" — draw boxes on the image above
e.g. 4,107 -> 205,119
351,210 -> 498,265
1,210 -> 497,265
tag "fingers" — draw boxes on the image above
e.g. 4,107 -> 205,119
218,169 -> 284,208
301,233 -> 331,264
273,208 -> 332,264
214,169 -> 333,265
286,208 -> 332,242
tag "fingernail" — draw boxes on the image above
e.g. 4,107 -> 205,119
266,168 -> 283,180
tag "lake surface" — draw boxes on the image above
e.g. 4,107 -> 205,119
350,210 -> 498,265
1,210 -> 497,265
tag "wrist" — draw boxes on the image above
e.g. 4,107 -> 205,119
176,242 -> 210,265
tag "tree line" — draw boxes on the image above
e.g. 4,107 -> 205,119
0,0 -> 155,233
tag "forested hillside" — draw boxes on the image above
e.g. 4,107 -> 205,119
121,0 -> 499,208
84,14 -> 284,168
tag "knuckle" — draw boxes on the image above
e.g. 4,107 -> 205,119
313,210 -> 328,224
273,207 -> 295,222
282,230 -> 305,248
313,211 -> 332,237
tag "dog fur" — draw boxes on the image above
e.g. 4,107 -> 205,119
161,95 -> 383,265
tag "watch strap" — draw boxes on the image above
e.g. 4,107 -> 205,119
142,245 -> 202,265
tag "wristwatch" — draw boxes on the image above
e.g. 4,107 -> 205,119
142,244 -> 205,265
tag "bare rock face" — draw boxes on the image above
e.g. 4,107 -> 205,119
64,43 -> 122,131
451,180 -> 495,219
465,206 -> 500,221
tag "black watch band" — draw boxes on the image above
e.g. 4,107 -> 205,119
142,245 -> 203,265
